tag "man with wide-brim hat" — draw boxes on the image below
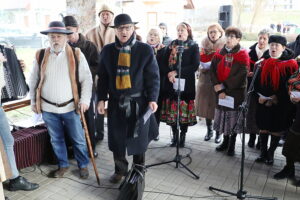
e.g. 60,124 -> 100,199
29,21 -> 93,179
97,13 -> 160,185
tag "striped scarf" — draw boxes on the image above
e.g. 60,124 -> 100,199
168,39 -> 194,70
115,34 -> 136,90
288,67 -> 300,92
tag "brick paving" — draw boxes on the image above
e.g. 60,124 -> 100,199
3,119 -> 300,200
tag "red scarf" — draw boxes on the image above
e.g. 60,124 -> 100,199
215,49 -> 249,82
261,58 -> 298,90
200,49 -> 215,62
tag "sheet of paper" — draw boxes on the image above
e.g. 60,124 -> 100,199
173,78 -> 185,91
218,96 -> 234,109
143,107 -> 153,124
257,93 -> 272,100
32,113 -> 44,126
200,61 -> 211,69
291,91 -> 300,98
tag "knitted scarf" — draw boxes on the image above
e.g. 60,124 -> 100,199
168,39 -> 194,69
115,34 -> 136,90
261,58 -> 298,91
288,67 -> 300,92
214,48 -> 249,82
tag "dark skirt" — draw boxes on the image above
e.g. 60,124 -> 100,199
160,98 -> 197,126
282,103 -> 300,162
213,108 -> 242,135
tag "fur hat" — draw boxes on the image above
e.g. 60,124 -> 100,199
63,16 -> 78,27
268,35 -> 287,46
98,4 -> 114,16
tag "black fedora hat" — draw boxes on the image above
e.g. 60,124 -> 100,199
40,21 -> 73,35
110,13 -> 138,28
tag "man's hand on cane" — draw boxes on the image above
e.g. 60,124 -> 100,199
80,103 -> 89,113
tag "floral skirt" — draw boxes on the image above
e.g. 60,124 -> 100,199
160,98 -> 197,126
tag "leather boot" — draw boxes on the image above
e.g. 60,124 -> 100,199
256,135 -> 260,150
179,131 -> 186,148
215,131 -> 221,144
227,134 -> 237,156
216,135 -> 229,151
204,119 -> 213,141
265,135 -> 280,165
170,126 -> 178,147
255,134 -> 269,163
248,133 -> 256,148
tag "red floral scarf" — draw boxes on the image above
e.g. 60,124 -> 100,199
200,48 -> 215,62
261,58 -> 298,90
214,49 -> 249,82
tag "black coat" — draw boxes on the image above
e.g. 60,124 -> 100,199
287,34 -> 300,58
160,39 -> 200,101
254,49 -> 296,132
69,33 -> 99,80
97,41 -> 160,156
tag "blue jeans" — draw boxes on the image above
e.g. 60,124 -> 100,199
42,111 -> 89,168
0,107 -> 19,179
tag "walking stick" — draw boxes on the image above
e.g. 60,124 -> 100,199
80,109 -> 100,185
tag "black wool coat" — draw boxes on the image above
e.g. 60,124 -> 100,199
287,34 -> 300,58
160,39 -> 200,101
254,49 -> 297,132
97,41 -> 160,156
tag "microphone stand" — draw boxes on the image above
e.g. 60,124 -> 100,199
208,61 -> 277,199
146,41 -> 199,179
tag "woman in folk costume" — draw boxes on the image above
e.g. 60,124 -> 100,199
195,23 -> 225,144
254,35 -> 298,165
160,22 -> 199,148
274,66 -> 300,185
146,27 -> 165,141
246,29 -> 270,149
211,27 -> 249,156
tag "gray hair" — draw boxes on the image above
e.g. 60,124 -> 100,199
258,29 -> 271,37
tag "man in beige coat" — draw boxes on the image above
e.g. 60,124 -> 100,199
86,4 -> 115,142
86,4 -> 115,52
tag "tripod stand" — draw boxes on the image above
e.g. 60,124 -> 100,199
146,40 -> 199,179
209,60 -> 277,199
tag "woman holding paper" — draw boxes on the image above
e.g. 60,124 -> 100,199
273,67 -> 300,185
246,29 -> 270,149
210,27 -> 249,156
160,22 -> 199,147
254,35 -> 298,165
195,23 -> 225,144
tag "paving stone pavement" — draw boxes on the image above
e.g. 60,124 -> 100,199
3,119 -> 300,200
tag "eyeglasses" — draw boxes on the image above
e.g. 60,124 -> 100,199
116,25 -> 133,32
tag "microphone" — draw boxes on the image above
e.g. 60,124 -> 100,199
177,40 -> 184,53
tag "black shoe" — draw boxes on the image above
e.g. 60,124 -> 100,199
216,135 -> 229,152
255,156 -> 267,163
215,132 -> 221,144
248,134 -> 256,148
8,176 -> 39,191
293,179 -> 300,187
154,136 -> 159,141
265,135 -> 280,165
274,165 -> 295,180
255,134 -> 268,163
5,197 -> 9,200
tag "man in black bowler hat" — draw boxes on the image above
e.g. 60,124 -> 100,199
97,13 -> 160,183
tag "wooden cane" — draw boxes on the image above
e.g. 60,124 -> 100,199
80,110 -> 100,185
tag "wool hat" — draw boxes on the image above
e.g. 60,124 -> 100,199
268,35 -> 287,46
109,13 -> 138,28
98,4 -> 114,16
40,21 -> 73,35
63,16 -> 78,27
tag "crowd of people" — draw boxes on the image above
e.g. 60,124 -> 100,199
1,3 -> 300,199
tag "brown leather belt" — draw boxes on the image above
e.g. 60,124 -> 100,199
41,97 -> 74,107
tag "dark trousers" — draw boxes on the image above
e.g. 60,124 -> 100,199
113,152 -> 145,175
95,93 -> 104,141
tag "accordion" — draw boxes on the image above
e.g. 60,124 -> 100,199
12,125 -> 53,169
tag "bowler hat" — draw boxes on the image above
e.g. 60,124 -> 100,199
40,21 -> 73,35
268,35 -> 287,46
63,16 -> 78,27
110,14 -> 138,28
